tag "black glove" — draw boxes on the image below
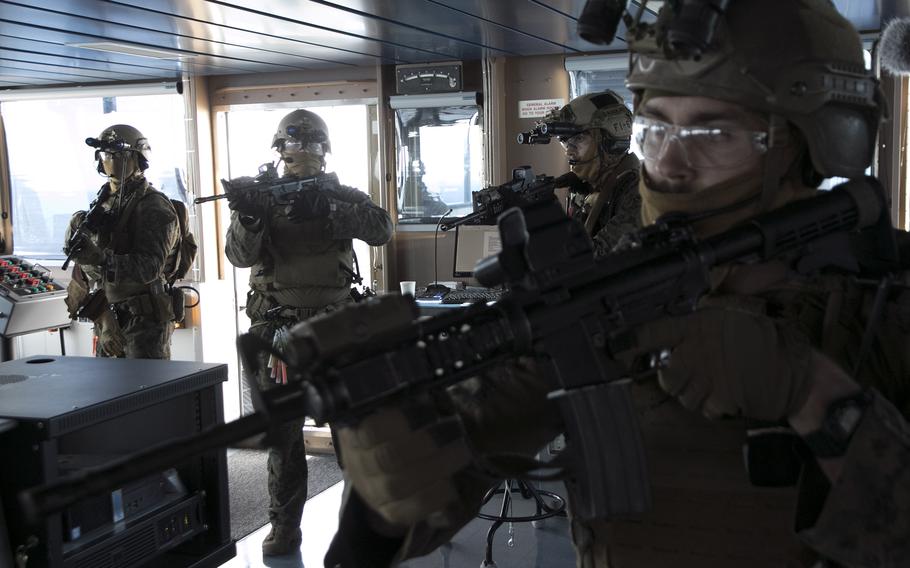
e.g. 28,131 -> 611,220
226,188 -> 267,218
68,237 -> 106,267
287,191 -> 330,223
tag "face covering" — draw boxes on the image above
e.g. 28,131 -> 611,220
638,169 -> 815,238
282,151 -> 324,178
102,153 -> 140,193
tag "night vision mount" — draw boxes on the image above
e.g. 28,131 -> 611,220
85,137 -> 131,153
516,121 -> 586,145
578,0 -> 733,60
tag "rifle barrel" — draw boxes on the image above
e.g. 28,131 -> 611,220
193,194 -> 227,205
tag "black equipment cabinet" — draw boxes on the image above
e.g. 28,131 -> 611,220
0,356 -> 235,568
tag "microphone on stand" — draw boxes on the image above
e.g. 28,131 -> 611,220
425,209 -> 454,297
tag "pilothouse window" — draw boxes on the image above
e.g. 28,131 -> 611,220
0,90 -> 187,260
391,93 -> 484,224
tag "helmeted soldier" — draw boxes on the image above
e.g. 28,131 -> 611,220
330,2 -> 910,568
544,91 -> 641,254
224,108 -> 392,556
63,124 -> 179,359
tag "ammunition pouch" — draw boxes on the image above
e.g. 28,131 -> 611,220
113,288 -> 175,324
170,286 -> 186,324
76,289 -> 111,323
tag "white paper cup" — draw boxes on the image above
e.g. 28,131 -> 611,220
400,281 -> 416,296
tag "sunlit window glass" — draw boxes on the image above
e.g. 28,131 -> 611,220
1,94 -> 186,259
394,105 -> 483,223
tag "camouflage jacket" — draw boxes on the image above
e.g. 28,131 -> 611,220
66,177 -> 179,304
225,178 -> 392,309
567,153 -> 641,257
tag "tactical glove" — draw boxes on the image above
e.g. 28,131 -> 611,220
69,238 -> 106,267
226,187 -> 267,218
287,191 -> 330,223
336,396 -> 474,528
632,306 -> 813,422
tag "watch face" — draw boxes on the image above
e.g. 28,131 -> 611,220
833,404 -> 863,437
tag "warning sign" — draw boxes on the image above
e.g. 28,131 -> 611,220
518,98 -> 565,119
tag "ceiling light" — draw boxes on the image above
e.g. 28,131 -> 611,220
67,42 -> 194,60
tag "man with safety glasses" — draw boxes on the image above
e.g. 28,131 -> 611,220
224,109 -> 392,556
328,1 -> 910,567
543,91 -> 641,255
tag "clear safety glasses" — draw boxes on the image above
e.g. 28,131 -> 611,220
281,140 -> 325,156
98,150 -> 129,161
558,130 -> 591,149
632,116 -> 768,169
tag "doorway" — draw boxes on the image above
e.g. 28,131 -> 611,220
217,103 -> 376,415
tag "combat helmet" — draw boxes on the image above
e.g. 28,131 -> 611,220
543,91 -> 633,154
271,109 -> 331,154
93,124 -> 151,173
626,0 -> 882,183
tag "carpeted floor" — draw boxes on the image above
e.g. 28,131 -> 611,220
227,449 -> 343,540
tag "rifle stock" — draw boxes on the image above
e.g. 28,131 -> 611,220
21,178 -> 887,543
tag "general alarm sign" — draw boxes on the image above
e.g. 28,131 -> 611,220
518,98 -> 565,119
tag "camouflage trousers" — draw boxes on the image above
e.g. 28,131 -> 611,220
248,320 -> 309,530
110,306 -> 174,359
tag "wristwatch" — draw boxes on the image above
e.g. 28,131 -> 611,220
802,391 -> 871,458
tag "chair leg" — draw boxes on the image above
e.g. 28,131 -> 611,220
481,480 -> 512,567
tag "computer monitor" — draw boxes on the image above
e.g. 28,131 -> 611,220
453,224 -> 502,278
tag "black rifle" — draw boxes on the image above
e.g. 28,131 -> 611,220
62,185 -> 112,271
440,166 -> 586,231
193,162 -> 340,206
19,179 -> 889,562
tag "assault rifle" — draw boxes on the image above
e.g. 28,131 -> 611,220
440,166 -> 588,231
193,162 -> 340,206
20,179 -> 890,566
62,185 -> 112,271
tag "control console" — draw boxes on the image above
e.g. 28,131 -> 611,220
0,256 -> 69,337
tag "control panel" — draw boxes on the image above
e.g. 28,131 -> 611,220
0,256 -> 63,297
0,255 -> 69,337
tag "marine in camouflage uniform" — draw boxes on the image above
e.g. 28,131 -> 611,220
64,125 -> 178,360
544,91 -> 641,256
224,109 -> 392,556
332,2 -> 910,567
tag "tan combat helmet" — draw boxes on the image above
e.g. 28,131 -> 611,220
544,91 -> 633,154
271,109 -> 331,154
626,0 -> 882,188
94,124 -> 151,173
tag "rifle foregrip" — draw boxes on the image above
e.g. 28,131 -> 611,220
556,381 -> 651,521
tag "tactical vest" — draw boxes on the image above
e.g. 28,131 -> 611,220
101,179 -> 178,308
570,153 -> 640,237
250,212 -> 353,290
570,380 -> 812,568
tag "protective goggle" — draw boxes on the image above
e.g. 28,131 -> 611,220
558,131 -> 592,149
632,116 -> 768,169
95,149 -> 132,162
280,140 -> 325,156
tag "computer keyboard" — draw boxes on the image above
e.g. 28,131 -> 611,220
440,288 -> 505,304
